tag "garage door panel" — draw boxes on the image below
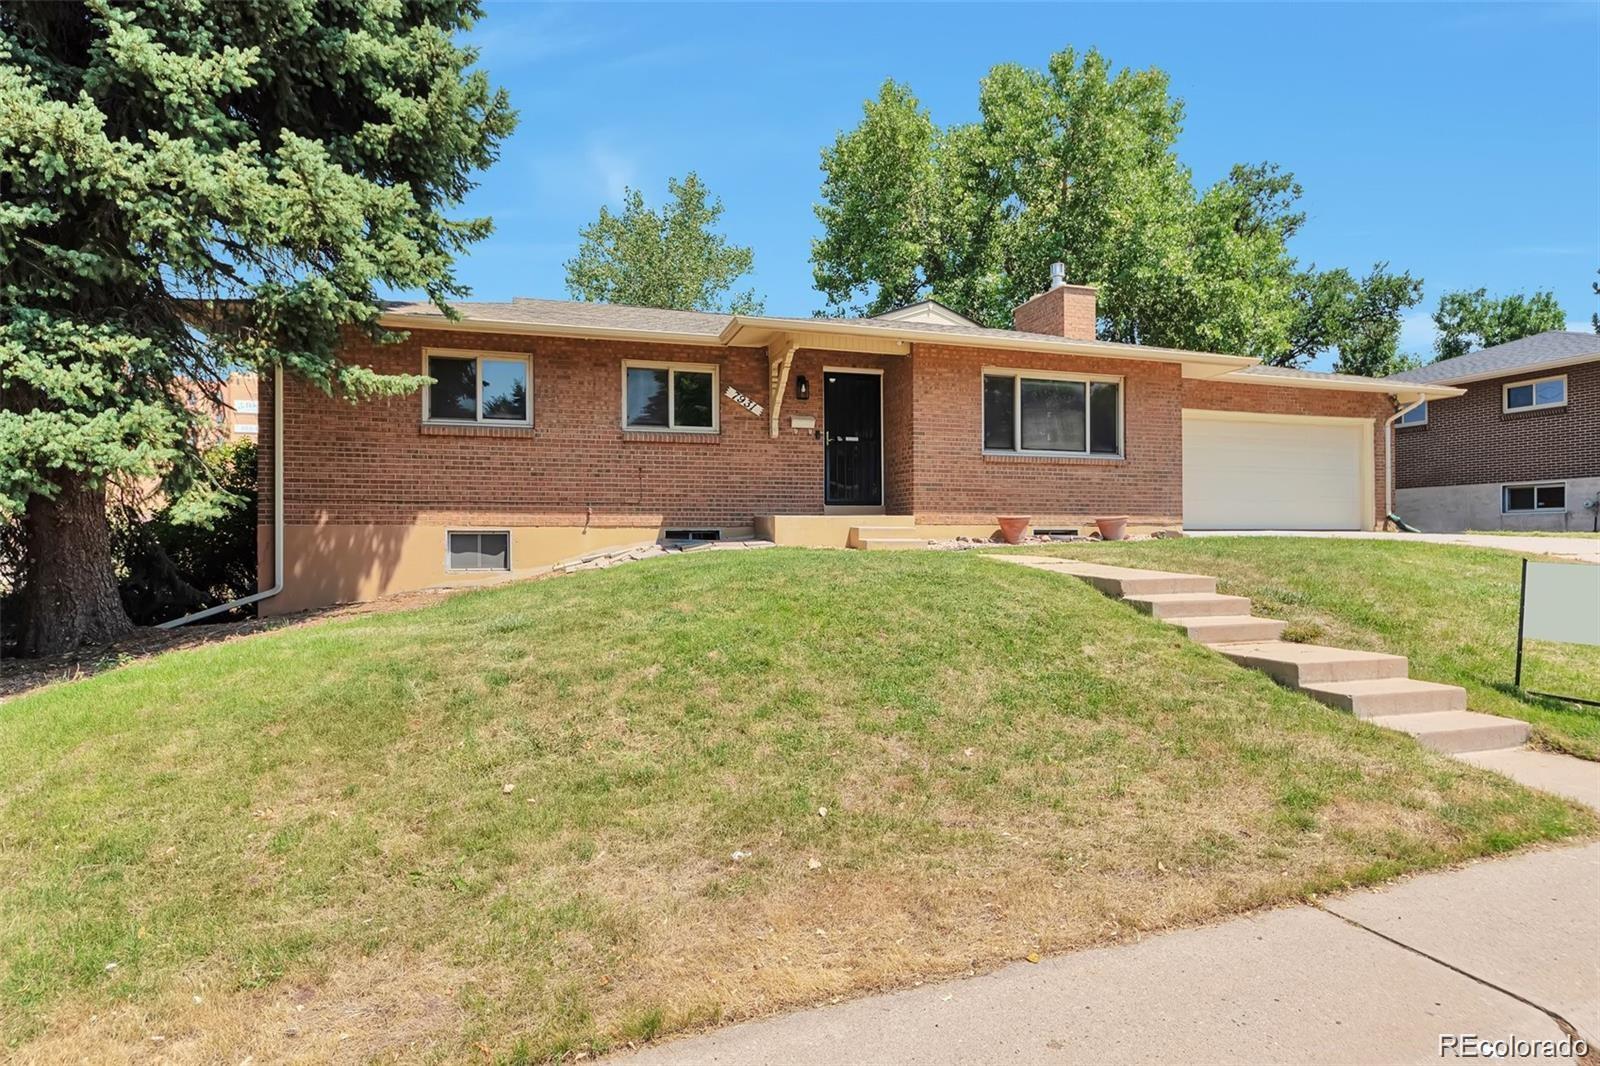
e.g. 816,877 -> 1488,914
1183,413 -> 1366,531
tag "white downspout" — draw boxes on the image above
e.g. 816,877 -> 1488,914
158,363 -> 285,628
1382,395 -> 1426,528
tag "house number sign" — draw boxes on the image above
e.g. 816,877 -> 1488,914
724,385 -> 764,417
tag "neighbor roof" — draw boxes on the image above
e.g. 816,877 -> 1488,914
379,296 -> 1461,396
1385,331 -> 1600,386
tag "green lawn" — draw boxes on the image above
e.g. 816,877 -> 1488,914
1004,537 -> 1600,759
1,549 -> 1591,1063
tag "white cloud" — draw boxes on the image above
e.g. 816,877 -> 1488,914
524,136 -> 642,209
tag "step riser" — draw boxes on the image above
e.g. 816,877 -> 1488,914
1381,721 -> 1531,755
1082,575 -> 1216,597
1173,619 -> 1288,644
857,539 -> 936,550
1128,595 -> 1254,619
1221,653 -> 1409,686
1303,688 -> 1467,718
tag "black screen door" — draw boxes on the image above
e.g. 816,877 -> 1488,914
824,371 -> 882,506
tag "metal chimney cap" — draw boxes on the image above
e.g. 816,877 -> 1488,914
1049,262 -> 1066,289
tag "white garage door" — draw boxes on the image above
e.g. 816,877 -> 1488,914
1183,412 -> 1369,531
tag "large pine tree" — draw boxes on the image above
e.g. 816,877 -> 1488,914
0,1 -> 514,655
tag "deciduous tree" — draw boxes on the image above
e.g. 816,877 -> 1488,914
812,51 -> 1421,373
565,173 -> 763,313
1432,288 -> 1568,361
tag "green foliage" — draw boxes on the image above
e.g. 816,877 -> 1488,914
564,173 -> 763,313
1286,264 -> 1424,376
115,438 -> 259,625
0,0 -> 513,647
811,51 -> 1422,371
1432,287 -> 1568,361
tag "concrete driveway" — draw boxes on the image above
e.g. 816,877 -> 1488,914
1188,529 -> 1600,563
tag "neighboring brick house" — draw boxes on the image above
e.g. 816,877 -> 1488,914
1387,332 -> 1600,532
255,273 -> 1455,614
181,372 -> 260,444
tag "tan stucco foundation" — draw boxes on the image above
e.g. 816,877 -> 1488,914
258,522 -> 678,616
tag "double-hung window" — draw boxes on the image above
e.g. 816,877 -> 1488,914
982,369 -> 1122,457
424,350 -> 531,425
1503,375 -> 1566,413
1501,483 -> 1566,514
623,361 -> 718,432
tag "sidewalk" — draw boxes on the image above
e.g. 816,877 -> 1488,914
619,843 -> 1600,1065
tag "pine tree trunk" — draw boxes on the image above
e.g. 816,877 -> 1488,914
19,474 -> 133,656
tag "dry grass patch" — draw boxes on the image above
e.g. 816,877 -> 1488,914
1,549 -> 1591,1062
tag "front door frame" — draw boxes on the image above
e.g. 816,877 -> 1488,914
822,366 -> 886,514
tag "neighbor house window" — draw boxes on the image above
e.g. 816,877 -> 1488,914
446,530 -> 510,571
234,399 -> 259,415
1501,483 -> 1566,513
1503,375 -> 1566,413
1398,401 -> 1427,426
424,351 -> 531,425
623,361 -> 718,432
982,369 -> 1122,457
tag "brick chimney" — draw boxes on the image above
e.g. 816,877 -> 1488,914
1012,262 -> 1097,341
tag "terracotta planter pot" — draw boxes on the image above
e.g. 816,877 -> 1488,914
997,516 -> 1032,544
1094,515 -> 1129,541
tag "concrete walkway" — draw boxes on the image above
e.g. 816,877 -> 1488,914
620,845 -> 1599,1065
1188,529 -> 1600,563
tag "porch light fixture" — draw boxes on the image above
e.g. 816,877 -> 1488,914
795,375 -> 809,400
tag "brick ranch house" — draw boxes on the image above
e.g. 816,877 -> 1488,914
254,274 -> 1458,615
1386,331 -> 1600,532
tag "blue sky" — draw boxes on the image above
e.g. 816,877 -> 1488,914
439,1 -> 1600,367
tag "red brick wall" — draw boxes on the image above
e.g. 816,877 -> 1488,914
259,328 -> 908,532
1393,361 -> 1599,489
903,343 -> 1185,525
1182,379 -> 1396,524
257,326 -> 1404,545
1011,285 -> 1098,341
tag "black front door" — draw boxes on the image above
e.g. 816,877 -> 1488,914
824,371 -> 882,506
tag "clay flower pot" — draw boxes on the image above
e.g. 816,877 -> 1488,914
1094,515 -> 1129,541
997,516 -> 1031,544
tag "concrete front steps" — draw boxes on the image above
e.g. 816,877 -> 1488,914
843,517 -> 942,551
991,556 -> 1531,757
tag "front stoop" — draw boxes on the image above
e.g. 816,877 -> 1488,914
987,555 -> 1539,762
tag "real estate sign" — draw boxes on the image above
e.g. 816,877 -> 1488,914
1515,559 -> 1600,706
1523,561 -> 1600,645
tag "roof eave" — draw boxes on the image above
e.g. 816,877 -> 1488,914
1387,351 -> 1599,388
720,316 -> 1256,376
377,312 -> 725,347
1222,371 -> 1465,400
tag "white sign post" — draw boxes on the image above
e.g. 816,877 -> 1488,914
1515,559 -> 1600,706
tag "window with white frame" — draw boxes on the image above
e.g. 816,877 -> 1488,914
1503,375 -> 1566,413
234,399 -> 259,415
982,369 -> 1122,456
1501,483 -> 1566,513
424,351 -> 530,425
623,361 -> 718,432
1398,401 -> 1427,426
446,530 -> 510,571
